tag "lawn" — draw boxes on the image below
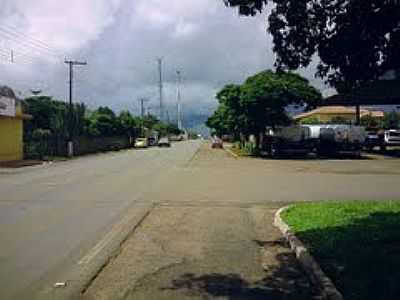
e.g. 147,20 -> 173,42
282,201 -> 400,300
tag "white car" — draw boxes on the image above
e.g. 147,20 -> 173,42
134,138 -> 148,148
384,129 -> 400,146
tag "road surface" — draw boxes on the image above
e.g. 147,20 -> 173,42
84,144 -> 400,300
2,141 -> 400,299
0,141 -> 201,300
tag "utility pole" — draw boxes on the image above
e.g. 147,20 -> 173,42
176,70 -> 183,130
157,57 -> 164,121
64,59 -> 87,157
138,98 -> 149,118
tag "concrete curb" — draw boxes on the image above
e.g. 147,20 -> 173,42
33,204 -> 154,300
225,147 -> 239,158
274,206 -> 344,300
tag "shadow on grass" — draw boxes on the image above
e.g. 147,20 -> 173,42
162,251 -> 316,300
296,211 -> 400,300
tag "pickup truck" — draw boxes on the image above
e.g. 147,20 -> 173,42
365,129 -> 400,151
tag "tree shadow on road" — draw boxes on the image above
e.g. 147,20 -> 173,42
161,251 -> 317,300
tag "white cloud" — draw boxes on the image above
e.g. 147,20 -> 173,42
172,21 -> 198,38
0,0 -> 123,54
0,0 -> 327,125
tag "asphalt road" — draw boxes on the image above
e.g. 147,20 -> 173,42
2,141 -> 400,300
0,140 -> 202,300
83,145 -> 400,300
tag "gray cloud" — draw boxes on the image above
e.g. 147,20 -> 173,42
0,0 -> 328,122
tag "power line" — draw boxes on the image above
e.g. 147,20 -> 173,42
0,31 -> 62,60
0,48 -> 37,64
0,24 -> 60,54
0,25 -> 62,57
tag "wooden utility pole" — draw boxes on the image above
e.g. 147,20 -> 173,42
157,57 -> 164,121
176,70 -> 183,130
138,98 -> 149,118
64,59 -> 87,157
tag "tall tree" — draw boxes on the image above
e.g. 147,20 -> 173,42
207,70 -> 321,145
224,0 -> 400,91
239,70 -> 321,145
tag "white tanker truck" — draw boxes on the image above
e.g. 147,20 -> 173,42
265,125 -> 366,157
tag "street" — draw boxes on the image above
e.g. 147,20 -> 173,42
0,141 -> 201,300
1,141 -> 400,299
83,143 -> 400,300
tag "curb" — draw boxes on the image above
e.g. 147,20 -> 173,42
274,206 -> 344,300
225,147 -> 239,158
32,204 -> 154,300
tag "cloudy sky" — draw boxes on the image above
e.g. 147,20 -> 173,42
0,0 -> 331,122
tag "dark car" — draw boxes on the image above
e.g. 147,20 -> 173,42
158,137 -> 171,147
211,138 -> 223,149
364,130 -> 381,151
148,137 -> 158,147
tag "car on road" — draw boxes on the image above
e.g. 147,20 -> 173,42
158,137 -> 171,147
148,137 -> 158,147
134,137 -> 148,148
211,138 -> 223,149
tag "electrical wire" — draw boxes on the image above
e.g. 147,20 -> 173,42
0,24 -> 60,54
0,25 -> 63,58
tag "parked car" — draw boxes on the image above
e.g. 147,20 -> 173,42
169,135 -> 183,142
211,138 -> 223,149
363,129 -> 400,151
384,129 -> 400,146
364,130 -> 381,151
158,137 -> 171,147
134,137 -> 148,148
148,137 -> 158,147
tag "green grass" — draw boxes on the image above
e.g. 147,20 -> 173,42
230,143 -> 258,157
282,201 -> 400,300
230,147 -> 254,157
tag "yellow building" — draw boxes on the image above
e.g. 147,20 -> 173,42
0,87 -> 31,162
294,106 -> 384,124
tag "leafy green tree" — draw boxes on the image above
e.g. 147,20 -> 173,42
216,84 -> 245,139
207,70 -> 321,148
224,0 -> 400,92
86,106 -> 119,136
240,70 -> 321,146
118,110 -> 139,137
24,96 -> 86,140
206,105 -> 230,137
382,111 -> 400,129
361,114 -> 382,128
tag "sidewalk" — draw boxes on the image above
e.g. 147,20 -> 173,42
83,144 -> 320,300
0,160 -> 43,168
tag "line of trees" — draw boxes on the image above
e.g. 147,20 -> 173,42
23,96 -> 182,145
206,70 -> 322,147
